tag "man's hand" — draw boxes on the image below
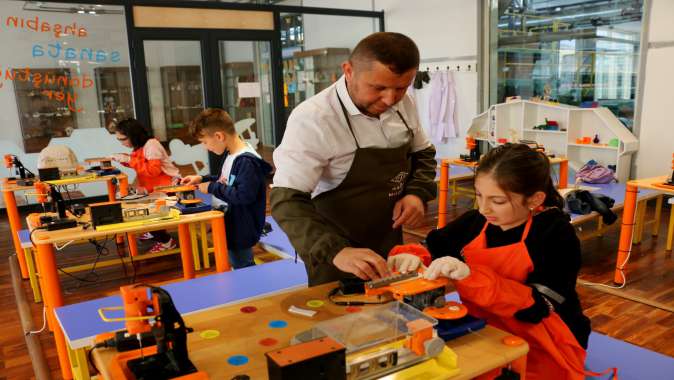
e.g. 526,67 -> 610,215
197,182 -> 210,194
333,248 -> 390,280
180,175 -> 202,185
392,194 -> 425,229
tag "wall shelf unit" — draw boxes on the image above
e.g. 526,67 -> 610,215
468,99 -> 638,182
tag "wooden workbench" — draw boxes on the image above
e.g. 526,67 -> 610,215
93,283 -> 529,380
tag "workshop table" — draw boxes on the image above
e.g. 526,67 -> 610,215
33,208 -> 226,379
90,279 -> 529,380
614,175 -> 674,284
2,173 -> 129,279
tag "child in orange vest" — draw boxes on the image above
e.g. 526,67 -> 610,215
388,143 -> 592,380
112,118 -> 180,253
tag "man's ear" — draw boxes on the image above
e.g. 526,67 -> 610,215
342,60 -> 353,82
527,191 -> 546,209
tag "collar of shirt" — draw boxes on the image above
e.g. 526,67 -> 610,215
335,75 -> 401,122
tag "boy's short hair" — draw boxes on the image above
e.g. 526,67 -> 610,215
190,108 -> 236,138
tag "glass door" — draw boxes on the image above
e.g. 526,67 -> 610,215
142,40 -> 205,146
218,40 -> 275,162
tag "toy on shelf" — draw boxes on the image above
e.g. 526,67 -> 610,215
532,118 -> 559,131
593,134 -> 600,144
4,154 -> 36,186
97,285 -> 208,380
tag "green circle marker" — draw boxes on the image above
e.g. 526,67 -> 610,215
306,300 -> 324,308
199,330 -> 220,339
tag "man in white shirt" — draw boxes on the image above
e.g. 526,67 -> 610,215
271,32 -> 437,285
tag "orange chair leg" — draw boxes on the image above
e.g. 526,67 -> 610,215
558,160 -> 568,189
127,233 -> 139,257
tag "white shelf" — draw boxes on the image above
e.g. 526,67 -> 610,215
523,129 -> 567,135
468,100 -> 638,182
567,143 -> 618,151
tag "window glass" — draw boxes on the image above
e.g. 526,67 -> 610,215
490,0 -> 642,129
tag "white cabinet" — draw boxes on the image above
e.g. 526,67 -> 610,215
468,100 -> 638,182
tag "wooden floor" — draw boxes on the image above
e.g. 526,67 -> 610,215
1,193 -> 673,379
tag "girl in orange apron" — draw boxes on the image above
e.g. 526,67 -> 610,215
388,143 -> 613,379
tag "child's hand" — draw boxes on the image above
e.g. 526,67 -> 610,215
387,253 -> 423,273
111,153 -> 130,163
197,182 -> 210,194
180,175 -> 202,185
424,257 -> 470,280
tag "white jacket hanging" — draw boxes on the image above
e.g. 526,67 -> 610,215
428,70 -> 457,143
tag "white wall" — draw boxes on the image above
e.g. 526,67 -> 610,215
375,0 -> 479,158
634,0 -> 674,178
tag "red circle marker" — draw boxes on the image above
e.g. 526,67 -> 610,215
345,306 -> 362,313
259,338 -> 278,347
240,306 -> 257,314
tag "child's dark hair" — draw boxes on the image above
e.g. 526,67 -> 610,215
114,118 -> 151,150
476,143 -> 564,209
190,108 -> 236,138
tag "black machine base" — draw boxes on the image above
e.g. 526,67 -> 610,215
127,352 -> 198,380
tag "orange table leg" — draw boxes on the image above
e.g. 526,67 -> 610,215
177,224 -> 195,279
437,160 -> 449,229
118,175 -> 129,197
127,233 -> 139,257
3,189 -> 28,278
558,159 -> 568,189
36,241 -> 72,379
211,217 -> 230,272
614,183 -> 639,284
107,179 -> 124,244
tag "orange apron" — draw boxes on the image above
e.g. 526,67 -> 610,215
455,216 -> 587,380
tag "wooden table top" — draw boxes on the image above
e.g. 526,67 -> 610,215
1,173 -> 127,192
93,283 -> 528,380
30,209 -> 223,245
628,175 -> 674,194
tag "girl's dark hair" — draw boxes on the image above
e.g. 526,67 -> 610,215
114,118 -> 152,150
476,143 -> 564,209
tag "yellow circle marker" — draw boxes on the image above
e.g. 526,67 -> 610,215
199,330 -> 220,339
306,300 -> 324,308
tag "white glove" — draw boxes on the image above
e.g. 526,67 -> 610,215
387,253 -> 423,273
424,257 -> 470,281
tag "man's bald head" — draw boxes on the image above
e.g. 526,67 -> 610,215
349,32 -> 420,74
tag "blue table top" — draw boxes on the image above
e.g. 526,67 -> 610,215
55,259 -> 308,349
567,181 -> 657,221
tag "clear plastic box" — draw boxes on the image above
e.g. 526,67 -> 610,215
313,301 -> 438,353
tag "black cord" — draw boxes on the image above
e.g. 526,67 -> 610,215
58,236 -> 111,288
88,345 -> 102,375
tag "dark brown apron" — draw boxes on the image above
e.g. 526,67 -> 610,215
307,92 -> 414,285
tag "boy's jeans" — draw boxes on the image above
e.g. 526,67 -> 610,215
228,247 -> 256,269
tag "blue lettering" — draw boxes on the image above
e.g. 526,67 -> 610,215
111,51 -> 120,63
95,50 -> 107,62
32,44 -> 44,57
65,48 -> 76,59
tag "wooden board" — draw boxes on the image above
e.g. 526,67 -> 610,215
93,284 -> 528,380
133,6 -> 274,30
630,176 -> 674,194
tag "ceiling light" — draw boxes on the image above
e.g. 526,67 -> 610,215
77,10 -> 85,14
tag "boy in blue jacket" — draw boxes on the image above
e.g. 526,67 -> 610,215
181,108 -> 272,269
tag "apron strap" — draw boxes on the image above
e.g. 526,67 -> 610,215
336,91 -> 361,149
396,110 -> 415,139
520,214 -> 534,242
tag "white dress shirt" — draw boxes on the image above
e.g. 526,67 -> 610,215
273,76 -> 432,198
